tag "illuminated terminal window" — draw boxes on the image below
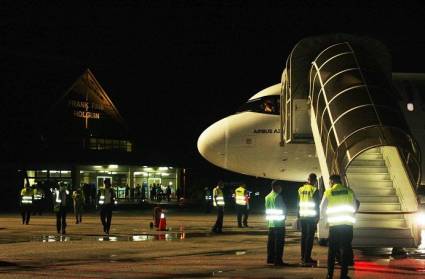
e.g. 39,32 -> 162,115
88,137 -> 132,152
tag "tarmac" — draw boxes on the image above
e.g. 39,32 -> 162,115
0,208 -> 424,278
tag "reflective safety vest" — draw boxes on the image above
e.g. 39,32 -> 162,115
54,189 -> 69,205
204,190 -> 212,201
235,186 -> 248,206
325,183 -> 356,226
265,191 -> 285,228
20,188 -> 33,205
33,189 -> 44,200
298,184 -> 317,218
213,186 -> 225,207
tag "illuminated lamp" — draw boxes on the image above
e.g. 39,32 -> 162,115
159,167 -> 168,171
109,164 -> 118,169
407,102 -> 414,111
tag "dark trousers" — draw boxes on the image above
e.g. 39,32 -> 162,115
300,218 -> 317,261
56,206 -> 67,234
212,206 -> 224,232
328,225 -> 353,279
236,204 -> 248,227
21,205 -> 31,224
267,226 -> 285,264
100,204 -> 113,233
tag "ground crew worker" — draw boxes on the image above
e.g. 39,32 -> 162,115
33,183 -> 45,216
298,173 -> 320,266
265,180 -> 288,266
234,183 -> 249,227
320,175 -> 358,279
53,182 -> 69,234
98,178 -> 116,235
20,183 -> 33,225
211,181 -> 225,233
203,186 -> 212,213
72,188 -> 85,224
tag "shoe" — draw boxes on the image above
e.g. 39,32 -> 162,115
326,275 -> 333,279
238,225 -> 242,228
274,261 -> 290,267
243,224 -> 249,227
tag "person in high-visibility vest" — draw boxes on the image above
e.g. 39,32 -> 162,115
265,180 -> 288,266
20,183 -> 33,225
53,182 -> 69,234
97,178 -> 116,235
320,175 -> 359,279
211,181 -> 225,233
298,173 -> 320,266
33,183 -> 45,216
234,183 -> 249,227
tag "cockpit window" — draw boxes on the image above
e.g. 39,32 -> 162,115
237,96 -> 280,115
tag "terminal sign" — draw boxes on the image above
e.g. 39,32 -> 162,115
69,100 -> 104,128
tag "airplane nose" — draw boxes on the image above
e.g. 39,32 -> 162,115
197,118 -> 227,168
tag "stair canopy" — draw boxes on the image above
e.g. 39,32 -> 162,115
284,34 -> 421,189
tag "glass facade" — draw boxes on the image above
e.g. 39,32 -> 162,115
88,137 -> 132,152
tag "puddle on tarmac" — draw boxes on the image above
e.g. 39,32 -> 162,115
31,232 -> 205,242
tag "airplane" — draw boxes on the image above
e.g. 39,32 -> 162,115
197,34 -> 425,248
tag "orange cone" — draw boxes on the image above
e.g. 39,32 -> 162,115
158,212 -> 167,231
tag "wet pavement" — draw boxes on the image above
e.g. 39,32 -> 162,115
0,211 -> 423,278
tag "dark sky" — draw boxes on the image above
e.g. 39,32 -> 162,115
2,1 -> 425,172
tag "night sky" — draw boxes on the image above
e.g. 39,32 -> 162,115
2,1 -> 425,174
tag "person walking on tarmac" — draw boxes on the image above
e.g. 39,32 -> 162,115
98,178 -> 116,235
53,182 -> 69,234
234,183 -> 249,227
265,180 -> 288,266
211,181 -> 225,233
33,183 -> 45,216
298,173 -> 320,266
321,175 -> 359,279
20,183 -> 33,225
72,187 -> 85,224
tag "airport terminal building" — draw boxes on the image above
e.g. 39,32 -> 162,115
1,63 -> 185,204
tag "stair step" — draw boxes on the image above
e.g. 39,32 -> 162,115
356,195 -> 399,203
356,153 -> 384,160
356,213 -> 405,219
352,237 -> 416,248
354,188 -> 396,196
350,160 -> 385,166
355,219 -> 407,228
354,228 -> 412,238
346,173 -> 391,180
348,180 -> 394,188
359,203 -> 401,211
347,166 -> 389,173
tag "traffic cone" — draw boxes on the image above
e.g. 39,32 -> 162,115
158,212 -> 167,231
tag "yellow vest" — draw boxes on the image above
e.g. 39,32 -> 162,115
298,184 -> 317,218
20,188 -> 33,204
325,183 -> 356,226
213,186 -> 225,207
235,186 -> 247,205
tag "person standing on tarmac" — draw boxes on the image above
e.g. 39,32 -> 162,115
98,178 -> 116,235
321,175 -> 359,279
298,173 -> 320,266
33,183 -> 45,216
265,180 -> 288,266
53,182 -> 69,234
234,183 -> 249,227
72,188 -> 85,224
211,181 -> 225,233
20,183 -> 33,225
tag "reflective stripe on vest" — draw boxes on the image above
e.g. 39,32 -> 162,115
235,187 -> 247,205
298,184 -> 317,217
99,195 -> 105,205
55,189 -> 61,203
205,195 -> 212,200
325,184 -> 356,226
266,208 -> 285,221
215,196 -> 225,206
34,194 -> 42,200
21,196 -> 32,204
